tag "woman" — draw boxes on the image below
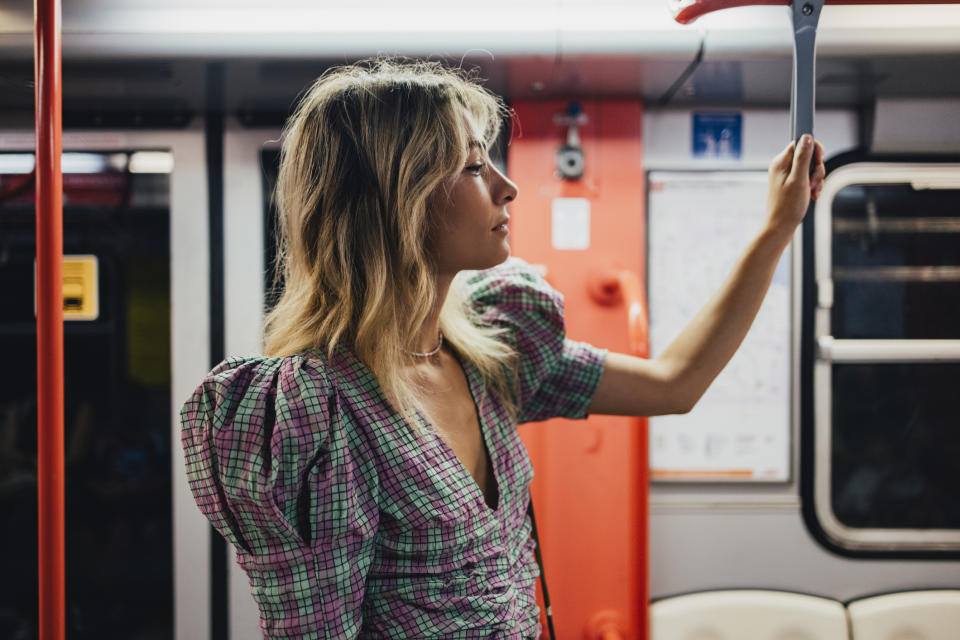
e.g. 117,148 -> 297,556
180,58 -> 825,639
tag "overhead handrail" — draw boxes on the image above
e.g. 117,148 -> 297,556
669,0 -> 960,26
35,1 -> 64,639
671,0 -> 824,140
670,0 -> 960,142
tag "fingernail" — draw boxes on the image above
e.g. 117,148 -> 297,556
802,135 -> 812,148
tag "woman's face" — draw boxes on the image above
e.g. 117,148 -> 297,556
428,124 -> 519,275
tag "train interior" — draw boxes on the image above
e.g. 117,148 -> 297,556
2,0 -> 959,638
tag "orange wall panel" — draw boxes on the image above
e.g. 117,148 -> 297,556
509,100 -> 648,640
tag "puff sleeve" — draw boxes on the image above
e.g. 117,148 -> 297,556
180,355 -> 379,639
463,257 -> 608,425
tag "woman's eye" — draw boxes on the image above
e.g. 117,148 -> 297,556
466,163 -> 485,174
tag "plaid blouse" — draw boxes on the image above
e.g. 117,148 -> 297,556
180,258 -> 607,639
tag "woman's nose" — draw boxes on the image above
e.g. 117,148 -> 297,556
497,169 -> 519,204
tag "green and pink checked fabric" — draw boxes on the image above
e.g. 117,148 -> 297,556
180,258 -> 607,639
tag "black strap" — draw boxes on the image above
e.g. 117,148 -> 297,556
527,499 -> 556,640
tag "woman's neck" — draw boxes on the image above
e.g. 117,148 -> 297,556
409,272 -> 453,355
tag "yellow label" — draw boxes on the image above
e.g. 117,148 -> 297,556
34,255 -> 100,320
62,255 -> 98,320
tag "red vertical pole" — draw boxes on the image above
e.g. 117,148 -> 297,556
34,0 -> 64,639
636,417 -> 649,640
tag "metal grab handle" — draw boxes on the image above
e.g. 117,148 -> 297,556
670,0 -> 960,143
790,0 -> 824,141
669,0 -> 824,142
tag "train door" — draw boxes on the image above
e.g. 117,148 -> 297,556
0,128 -> 210,639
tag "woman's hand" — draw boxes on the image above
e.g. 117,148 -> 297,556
765,134 -> 826,234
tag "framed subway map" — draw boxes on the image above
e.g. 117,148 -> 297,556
648,171 -> 792,482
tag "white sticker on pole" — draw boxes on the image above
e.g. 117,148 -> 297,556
551,197 -> 590,250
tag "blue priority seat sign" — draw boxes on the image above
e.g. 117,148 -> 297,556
692,112 -> 742,160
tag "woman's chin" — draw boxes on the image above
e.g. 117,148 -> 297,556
489,244 -> 511,268
441,245 -> 511,274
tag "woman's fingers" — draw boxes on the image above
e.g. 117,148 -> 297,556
788,134 -> 816,184
810,141 -> 826,200
766,136 -> 828,229
772,141 -> 795,176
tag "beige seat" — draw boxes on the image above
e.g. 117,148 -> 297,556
651,589 -> 849,640
847,590 -> 960,640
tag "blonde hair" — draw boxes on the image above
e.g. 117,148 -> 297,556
263,58 -> 518,435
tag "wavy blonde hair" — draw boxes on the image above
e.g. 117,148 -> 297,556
263,58 -> 518,436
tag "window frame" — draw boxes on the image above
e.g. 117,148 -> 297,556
801,153 -> 960,556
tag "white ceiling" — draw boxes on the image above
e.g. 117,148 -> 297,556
1,0 -> 958,123
1,0 -> 959,59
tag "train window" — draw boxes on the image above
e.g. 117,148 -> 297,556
831,183 -> 960,340
0,150 -> 174,637
809,162 -> 960,553
261,148 -> 282,310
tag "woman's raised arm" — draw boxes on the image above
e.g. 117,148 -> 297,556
586,135 -> 825,418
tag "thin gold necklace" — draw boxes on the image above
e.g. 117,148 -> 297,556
408,331 -> 443,357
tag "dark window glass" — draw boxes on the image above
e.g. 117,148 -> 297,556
0,151 -> 173,639
831,363 -> 960,530
831,183 -> 960,340
261,149 -> 282,312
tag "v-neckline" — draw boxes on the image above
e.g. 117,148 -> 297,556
442,351 -> 501,514
317,344 -> 501,515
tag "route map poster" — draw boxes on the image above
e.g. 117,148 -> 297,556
648,171 -> 791,482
